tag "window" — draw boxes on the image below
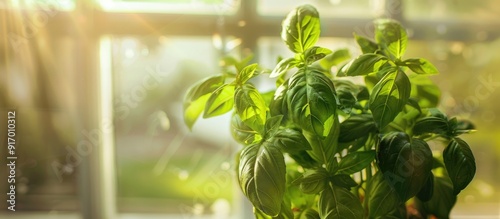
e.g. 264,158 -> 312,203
110,36 -> 241,216
1,0 -> 500,218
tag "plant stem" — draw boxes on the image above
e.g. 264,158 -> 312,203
364,134 -> 374,182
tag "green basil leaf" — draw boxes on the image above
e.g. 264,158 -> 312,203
443,138 -> 476,195
366,171 -> 404,218
409,74 -> 441,108
239,141 -> 286,217
303,46 -> 332,65
281,4 -> 321,53
238,55 -> 255,72
254,205 -> 293,219
289,150 -> 320,169
354,33 -> 378,54
287,67 -> 337,138
416,172 -> 434,202
298,168 -> 329,194
380,205 -> 407,219
406,97 -> 422,113
345,135 -> 370,153
264,115 -> 284,136
319,184 -> 363,219
337,150 -> 376,174
356,85 -> 370,101
333,79 -> 360,92
235,84 -> 268,133
231,113 -> 261,145
336,87 -> 357,113
236,63 -> 259,84
270,58 -> 298,78
204,84 -> 235,118
390,106 -> 421,132
338,53 -> 389,77
428,108 -> 448,120
363,65 -> 398,91
275,202 -> 294,219
402,58 -> 439,75
285,167 -> 317,209
370,70 -> 411,129
316,48 -> 351,70
270,81 -> 289,117
418,176 -> 457,219
183,75 -> 225,129
377,132 -> 433,201
333,80 -> 365,111
364,73 -> 380,91
339,114 -> 377,143
453,119 -> 476,135
184,94 -> 211,129
254,207 -> 272,219
331,174 -> 358,189
272,128 -> 312,153
413,116 -> 449,136
374,19 -> 408,60
456,119 -> 475,130
300,209 -> 321,219
448,117 -> 474,137
302,124 -> 340,168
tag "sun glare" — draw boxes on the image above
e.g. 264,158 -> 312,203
98,0 -> 238,14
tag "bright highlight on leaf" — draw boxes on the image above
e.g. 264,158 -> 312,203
204,84 -> 235,118
402,58 -> 439,75
281,4 -> 321,53
369,70 -> 411,129
270,58 -> 298,78
338,53 -> 389,77
236,63 -> 259,84
374,19 -> 408,60
235,84 -> 268,133
183,75 -> 224,129
287,67 -> 337,138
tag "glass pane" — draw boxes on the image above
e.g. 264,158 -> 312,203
258,0 -> 379,18
99,0 -> 239,14
111,36 -> 243,217
5,0 -> 75,11
405,0 -> 500,22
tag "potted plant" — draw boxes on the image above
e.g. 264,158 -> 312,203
183,4 -> 476,219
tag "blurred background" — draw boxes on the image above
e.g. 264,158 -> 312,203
0,0 -> 499,218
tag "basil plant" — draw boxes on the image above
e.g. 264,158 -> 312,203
183,4 -> 476,219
